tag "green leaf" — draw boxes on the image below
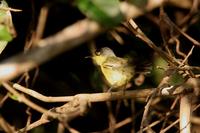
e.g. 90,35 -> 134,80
9,94 -> 19,101
76,0 -> 123,27
0,25 -> 12,41
152,56 -> 168,84
169,71 -> 185,86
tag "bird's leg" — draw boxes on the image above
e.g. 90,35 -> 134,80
107,86 -> 113,92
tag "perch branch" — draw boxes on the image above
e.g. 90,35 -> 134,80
13,83 -> 154,103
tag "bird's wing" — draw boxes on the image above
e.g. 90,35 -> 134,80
102,57 -> 128,69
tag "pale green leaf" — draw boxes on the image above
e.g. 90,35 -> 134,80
0,24 -> 12,41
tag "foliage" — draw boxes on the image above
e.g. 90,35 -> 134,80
75,0 -> 123,27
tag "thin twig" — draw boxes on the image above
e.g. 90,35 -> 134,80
159,102 -> 200,133
139,95 -> 154,133
23,108 -> 32,133
0,7 -> 22,12
170,18 -> 200,47
180,66 -> 200,71
142,119 -> 163,132
115,117 -> 132,129
17,115 -> 50,133
0,93 -> 9,107
33,6 -> 49,45
0,115 -> 16,133
178,0 -> 199,27
174,38 -> 186,58
180,45 -> 195,66
160,119 -> 179,133
179,45 -> 195,78
18,97 -> 89,133
2,82 -> 58,118
160,96 -> 180,131
127,19 -> 179,66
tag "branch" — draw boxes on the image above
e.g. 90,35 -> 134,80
0,19 -> 102,81
17,96 -> 90,132
179,95 -> 191,133
2,82 -> 58,119
0,115 -> 16,133
13,83 -> 154,103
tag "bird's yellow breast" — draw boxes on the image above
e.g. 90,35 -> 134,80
101,66 -> 127,88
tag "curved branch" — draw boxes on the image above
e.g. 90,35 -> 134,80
13,83 -> 153,103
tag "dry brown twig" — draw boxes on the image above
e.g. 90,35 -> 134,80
127,19 -> 179,66
159,96 -> 180,131
17,95 -> 90,133
33,6 -> 49,46
2,82 -> 59,118
178,0 -> 199,27
0,115 -> 16,133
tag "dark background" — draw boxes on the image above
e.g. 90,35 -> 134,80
0,1 -> 199,132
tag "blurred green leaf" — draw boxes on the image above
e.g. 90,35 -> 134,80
152,56 -> 168,84
152,56 -> 185,86
169,71 -> 185,85
0,25 -> 12,41
8,94 -> 19,101
76,0 -> 123,27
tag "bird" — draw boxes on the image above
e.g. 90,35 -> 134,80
92,47 -> 134,91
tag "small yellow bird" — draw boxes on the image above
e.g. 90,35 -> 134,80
92,47 -> 134,91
